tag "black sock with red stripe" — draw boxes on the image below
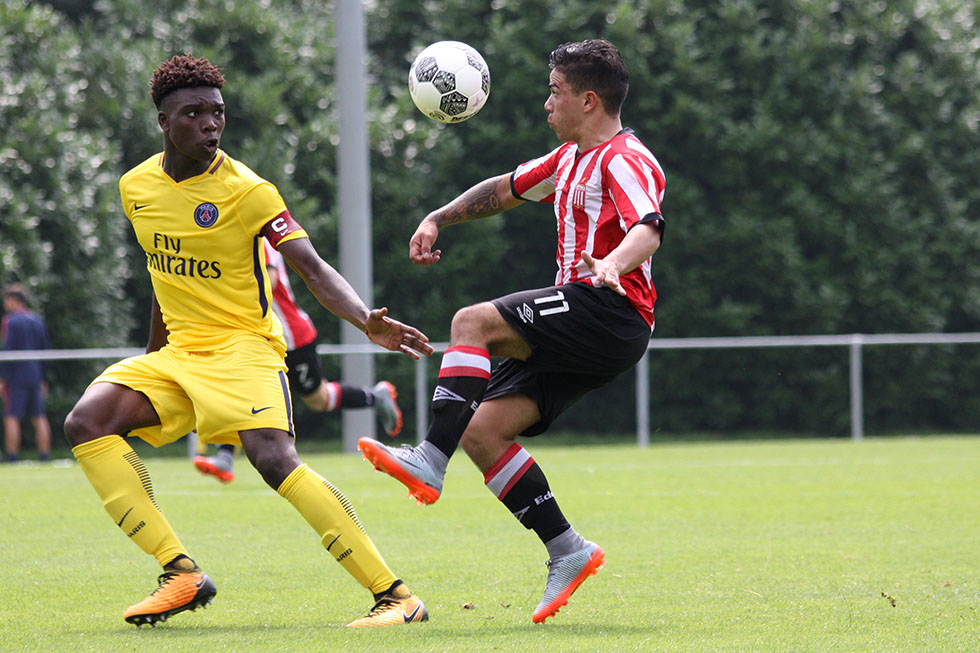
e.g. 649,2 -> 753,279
484,443 -> 579,551
338,383 -> 374,408
424,346 -> 491,459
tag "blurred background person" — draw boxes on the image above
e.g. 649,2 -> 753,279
1,284 -> 52,462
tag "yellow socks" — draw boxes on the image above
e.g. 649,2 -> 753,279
73,435 -> 187,567
278,464 -> 397,595
74,438 -> 396,594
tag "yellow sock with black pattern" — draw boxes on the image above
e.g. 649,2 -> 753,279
277,463 -> 397,594
73,435 -> 188,567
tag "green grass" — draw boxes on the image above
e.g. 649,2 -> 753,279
1,436 -> 978,651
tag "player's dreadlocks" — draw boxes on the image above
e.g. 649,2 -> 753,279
149,55 -> 225,108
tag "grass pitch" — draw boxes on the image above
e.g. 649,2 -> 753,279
0,436 -> 977,651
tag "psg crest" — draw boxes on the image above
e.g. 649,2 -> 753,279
194,202 -> 219,228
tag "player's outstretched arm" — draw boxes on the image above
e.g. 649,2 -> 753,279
410,173 -> 523,265
582,222 -> 662,296
364,307 -> 433,359
278,237 -> 433,359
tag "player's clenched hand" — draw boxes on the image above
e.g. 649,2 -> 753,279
409,218 -> 441,265
365,307 -> 434,359
581,251 -> 626,296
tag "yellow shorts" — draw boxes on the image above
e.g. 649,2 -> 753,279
92,336 -> 294,447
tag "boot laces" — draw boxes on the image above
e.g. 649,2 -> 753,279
149,571 -> 182,596
366,596 -> 399,617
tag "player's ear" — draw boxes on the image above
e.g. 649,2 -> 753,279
582,90 -> 600,113
158,110 -> 169,132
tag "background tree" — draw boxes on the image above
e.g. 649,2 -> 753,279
0,1 -> 134,422
8,0 -> 980,450
370,0 -> 980,435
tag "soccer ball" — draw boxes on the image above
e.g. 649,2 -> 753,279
408,41 -> 490,123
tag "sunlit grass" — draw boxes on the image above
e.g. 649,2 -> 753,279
1,436 -> 977,651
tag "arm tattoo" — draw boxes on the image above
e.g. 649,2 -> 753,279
436,178 -> 503,227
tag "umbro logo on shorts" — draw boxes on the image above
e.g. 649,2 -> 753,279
517,303 -> 534,324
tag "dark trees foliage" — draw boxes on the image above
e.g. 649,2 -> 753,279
3,0 -> 978,445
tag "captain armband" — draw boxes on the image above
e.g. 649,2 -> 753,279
261,210 -> 304,247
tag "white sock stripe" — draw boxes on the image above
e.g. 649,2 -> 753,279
440,349 -> 491,374
325,382 -> 341,411
485,446 -> 533,499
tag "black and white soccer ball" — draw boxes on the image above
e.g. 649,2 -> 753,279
408,41 -> 490,123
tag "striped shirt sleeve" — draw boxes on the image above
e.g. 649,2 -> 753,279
511,144 -> 566,202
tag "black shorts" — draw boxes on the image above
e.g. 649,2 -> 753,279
284,341 -> 324,397
486,282 -> 652,436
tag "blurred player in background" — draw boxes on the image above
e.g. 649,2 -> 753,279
1,284 -> 53,463
191,237 -> 403,484
64,55 -> 432,629
359,39 -> 665,623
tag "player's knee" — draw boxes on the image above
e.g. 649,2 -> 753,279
459,430 -> 482,458
242,430 -> 301,488
63,405 -> 96,447
460,425 -> 514,466
250,451 -> 294,489
450,303 -> 496,341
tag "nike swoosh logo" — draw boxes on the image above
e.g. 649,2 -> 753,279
134,203 -> 149,211
396,456 -> 429,476
116,507 -> 134,527
326,534 -> 342,551
194,577 -> 208,589
251,406 -> 273,414
403,604 -> 422,623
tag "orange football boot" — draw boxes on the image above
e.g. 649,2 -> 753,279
357,438 -> 442,505
373,381 -> 404,437
346,582 -> 428,627
193,455 -> 235,483
123,570 -> 217,627
532,541 -> 605,623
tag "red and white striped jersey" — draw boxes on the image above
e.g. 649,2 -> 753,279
510,128 -> 665,326
263,238 -> 318,350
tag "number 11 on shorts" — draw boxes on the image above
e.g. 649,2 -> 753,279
535,291 -> 569,316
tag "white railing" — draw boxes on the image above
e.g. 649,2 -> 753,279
5,331 -> 980,446
641,332 -> 980,443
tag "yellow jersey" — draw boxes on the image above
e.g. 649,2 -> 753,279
119,150 -> 307,354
